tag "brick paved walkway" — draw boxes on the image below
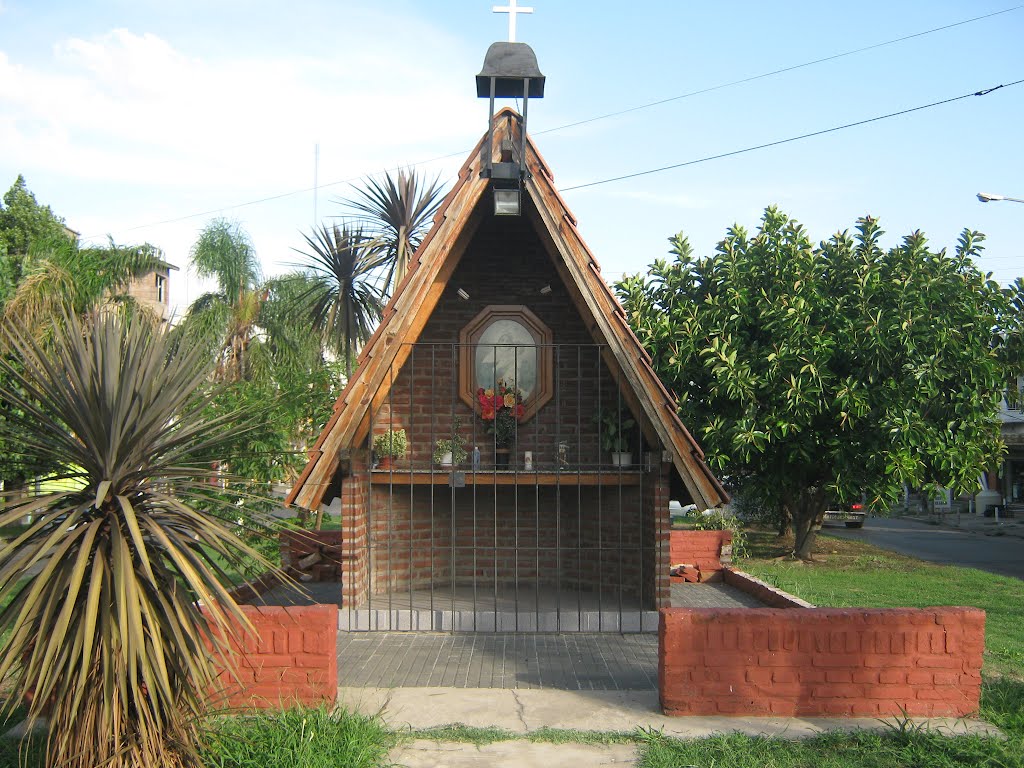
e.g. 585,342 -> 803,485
337,632 -> 659,690
670,581 -> 765,608
332,583 -> 766,690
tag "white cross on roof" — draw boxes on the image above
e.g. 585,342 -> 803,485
493,0 -> 533,43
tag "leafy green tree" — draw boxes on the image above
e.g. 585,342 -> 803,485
289,222 -> 388,378
0,311 -> 283,768
0,175 -> 73,305
339,169 -> 445,296
617,207 -> 1006,558
996,277 -> 1024,404
201,274 -> 346,487
182,218 -> 264,382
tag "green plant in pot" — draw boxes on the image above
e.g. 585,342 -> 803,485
373,428 -> 407,469
596,408 -> 636,467
433,416 -> 468,467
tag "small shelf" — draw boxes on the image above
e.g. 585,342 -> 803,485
369,469 -> 644,486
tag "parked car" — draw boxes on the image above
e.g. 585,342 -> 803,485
823,499 -> 867,528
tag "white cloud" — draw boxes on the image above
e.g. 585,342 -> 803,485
0,26 -> 482,192
0,19 -> 490,312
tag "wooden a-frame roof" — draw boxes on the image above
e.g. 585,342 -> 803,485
287,109 -> 727,512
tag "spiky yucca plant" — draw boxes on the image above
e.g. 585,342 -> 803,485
0,312 -> 281,767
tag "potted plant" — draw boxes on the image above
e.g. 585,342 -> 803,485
433,416 -> 468,467
476,380 -> 525,468
596,408 -> 636,467
372,428 -> 407,470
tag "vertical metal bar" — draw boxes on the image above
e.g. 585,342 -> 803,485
486,78 -> 496,177
454,342 -> 468,630
430,345 -> 436,625
452,346 -> 460,626
637,412 -> 644,630
576,344 -> 582,630
470,340 -> 479,632
387,362 -> 395,630
520,84 -> 529,179
492,344 -> 498,632
617,371 -> 624,631
366,386 -> 374,627
534,343 -> 541,633
554,343 -> 561,632
596,345 -> 603,631
405,346 -> 409,622
513,344 -> 519,632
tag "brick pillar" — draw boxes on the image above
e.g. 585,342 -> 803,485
340,451 -> 369,608
642,453 -> 672,609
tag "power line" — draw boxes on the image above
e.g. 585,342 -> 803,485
533,4 -> 1023,136
559,80 -> 1024,193
83,5 -> 1022,239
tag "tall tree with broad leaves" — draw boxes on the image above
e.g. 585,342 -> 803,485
182,218 -> 265,383
338,168 -> 445,296
0,310 -> 287,768
0,175 -> 74,306
289,222 -> 389,378
617,207 -> 1007,559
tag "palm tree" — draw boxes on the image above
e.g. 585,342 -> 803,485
290,222 -> 389,379
183,218 -> 264,382
0,311 -> 283,767
339,169 -> 445,296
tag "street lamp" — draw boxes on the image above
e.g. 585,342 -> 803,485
977,192 -> 1024,204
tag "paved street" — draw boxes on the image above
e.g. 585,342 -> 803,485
822,516 -> 1024,580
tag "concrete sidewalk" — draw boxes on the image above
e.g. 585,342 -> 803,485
898,512 -> 1024,539
339,687 -> 1001,767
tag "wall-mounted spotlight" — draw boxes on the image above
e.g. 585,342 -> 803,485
493,183 -> 521,216
539,284 -> 552,295
457,288 -> 470,300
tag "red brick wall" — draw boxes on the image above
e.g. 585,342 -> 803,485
359,485 -> 651,602
669,530 -> 732,577
659,606 -> 984,717
213,605 -> 338,710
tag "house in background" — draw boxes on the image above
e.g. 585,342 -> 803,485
63,223 -> 178,323
124,257 -> 177,322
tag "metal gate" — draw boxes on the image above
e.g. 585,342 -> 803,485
336,343 -> 665,633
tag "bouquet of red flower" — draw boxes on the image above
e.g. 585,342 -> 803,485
476,380 -> 525,446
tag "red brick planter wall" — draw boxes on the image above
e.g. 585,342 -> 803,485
659,606 -> 984,717
722,568 -> 814,609
213,605 -> 338,710
669,530 -> 732,581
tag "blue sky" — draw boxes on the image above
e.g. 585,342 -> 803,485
1,1 -> 1022,315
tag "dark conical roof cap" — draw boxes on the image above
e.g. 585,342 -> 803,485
476,42 -> 545,98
